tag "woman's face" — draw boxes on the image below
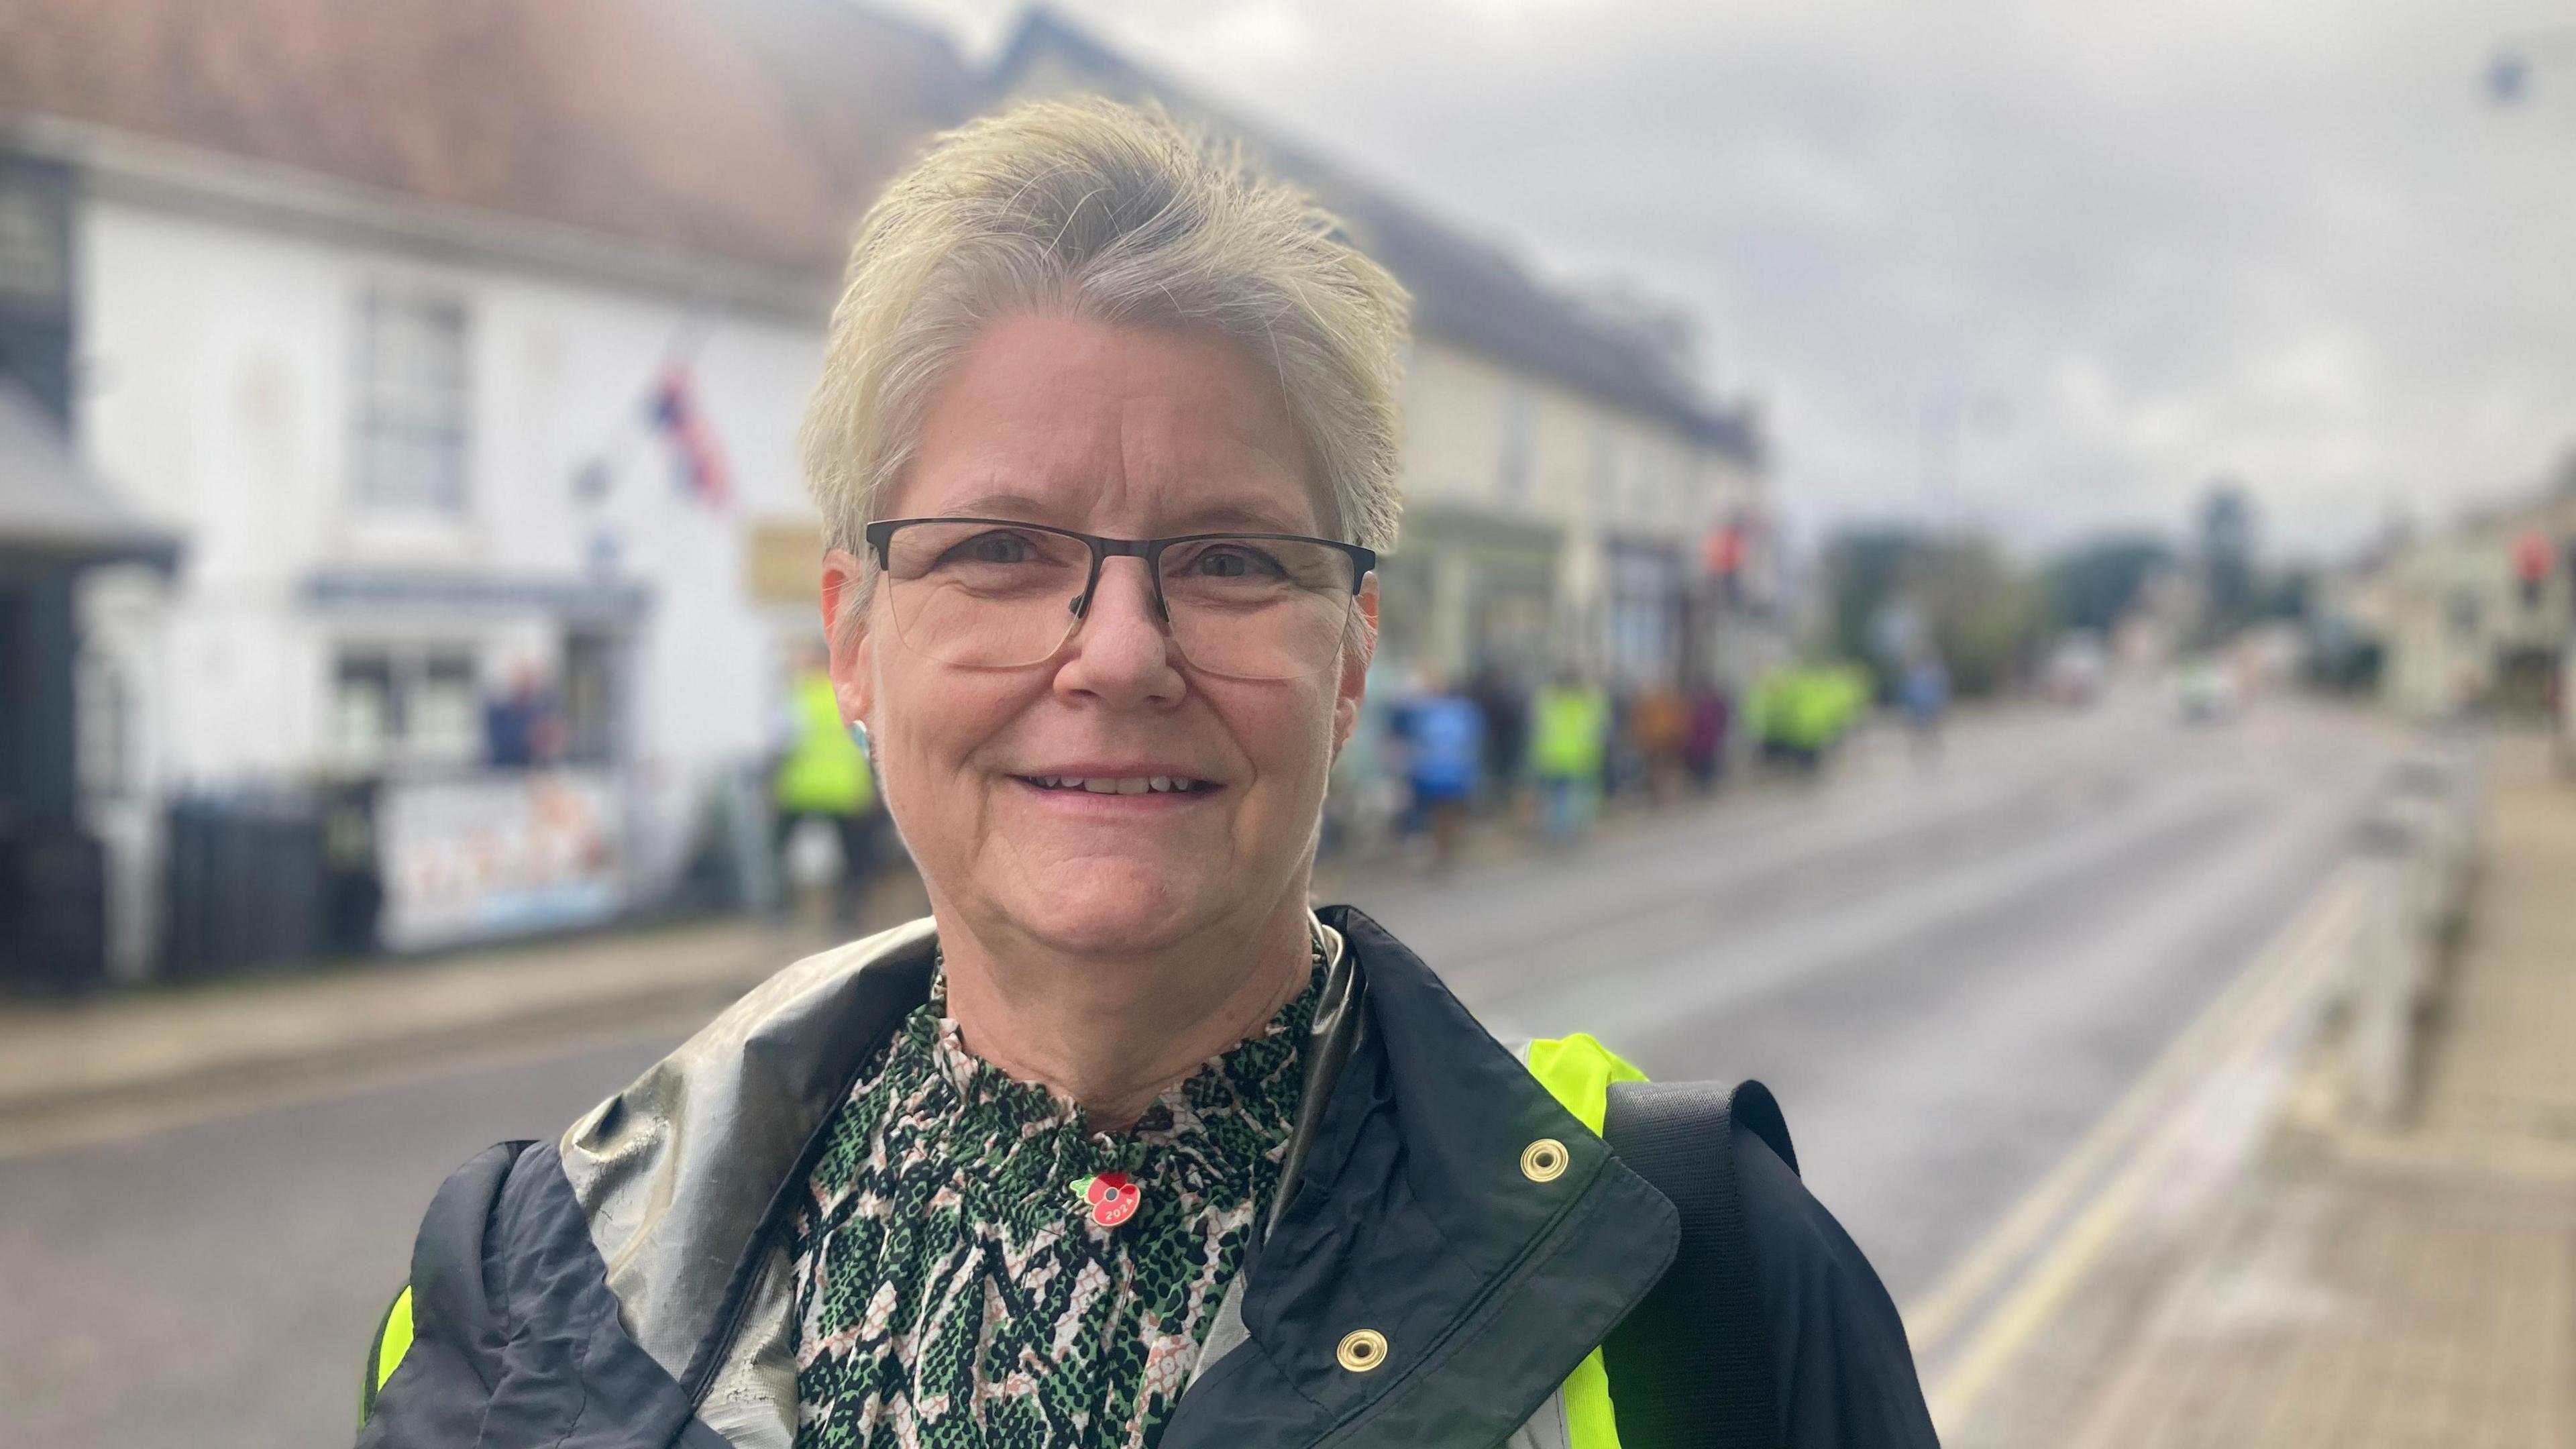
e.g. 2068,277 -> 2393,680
826,313 -> 1375,958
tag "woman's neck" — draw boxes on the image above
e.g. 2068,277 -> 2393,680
929,893 -> 1319,1133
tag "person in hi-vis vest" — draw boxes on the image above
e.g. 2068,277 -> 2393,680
772,646 -> 881,928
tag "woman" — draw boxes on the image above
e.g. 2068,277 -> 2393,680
356,99 -> 1934,1449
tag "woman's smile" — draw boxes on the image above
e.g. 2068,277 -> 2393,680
1012,773 -> 1220,798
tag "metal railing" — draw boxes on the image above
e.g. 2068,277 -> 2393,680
2340,731 -> 2483,1127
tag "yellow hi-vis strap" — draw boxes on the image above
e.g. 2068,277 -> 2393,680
1521,1033 -> 1651,1449
360,1285 -> 415,1426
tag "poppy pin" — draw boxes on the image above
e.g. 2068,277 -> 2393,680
1073,1171 -> 1141,1228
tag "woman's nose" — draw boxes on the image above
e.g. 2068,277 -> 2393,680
1057,557 -> 1183,700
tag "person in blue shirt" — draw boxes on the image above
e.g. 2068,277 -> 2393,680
1900,653 -> 1951,767
1393,668 -> 1485,869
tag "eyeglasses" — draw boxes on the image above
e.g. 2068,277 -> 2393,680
862,517 -> 1376,681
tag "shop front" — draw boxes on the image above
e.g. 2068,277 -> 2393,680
1375,501 -> 1563,683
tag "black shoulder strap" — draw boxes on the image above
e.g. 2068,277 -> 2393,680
1600,1079 -> 1797,1449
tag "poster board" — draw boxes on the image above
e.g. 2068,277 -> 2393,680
378,769 -> 623,951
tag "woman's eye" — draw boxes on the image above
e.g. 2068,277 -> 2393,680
1188,547 -> 1270,578
953,533 -> 1032,565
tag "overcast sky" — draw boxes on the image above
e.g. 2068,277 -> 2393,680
878,0 -> 2576,560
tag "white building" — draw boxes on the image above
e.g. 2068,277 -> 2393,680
1,0 -> 972,977
2332,484 -> 2576,719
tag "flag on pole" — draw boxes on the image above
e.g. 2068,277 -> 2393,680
649,364 -> 731,509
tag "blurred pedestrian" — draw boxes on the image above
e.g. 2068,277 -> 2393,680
1683,674 -> 1731,791
771,647 -> 881,928
1900,653 -> 1950,767
1630,682 -> 1691,804
1324,657 -> 1405,859
1530,669 -> 1611,844
1393,667 -> 1483,868
482,661 -> 565,769
1756,665 -> 1848,775
1469,661 -> 1529,811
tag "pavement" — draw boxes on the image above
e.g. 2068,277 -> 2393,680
0,690 -> 2408,1448
0,915 -> 806,1159
1936,729 -> 2576,1449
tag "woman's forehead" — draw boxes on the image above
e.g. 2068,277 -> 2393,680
921,486 -> 1322,537
896,315 -> 1322,535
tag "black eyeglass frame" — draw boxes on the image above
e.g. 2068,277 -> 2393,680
861,517 -> 1377,625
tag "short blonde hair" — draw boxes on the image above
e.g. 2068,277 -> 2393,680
800,97 -> 1409,566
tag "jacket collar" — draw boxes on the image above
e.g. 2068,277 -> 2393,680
558,916 -> 942,1392
1161,906 -> 1679,1448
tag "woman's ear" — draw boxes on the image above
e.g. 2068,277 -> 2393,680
819,548 -> 876,729
1333,572 -> 1379,753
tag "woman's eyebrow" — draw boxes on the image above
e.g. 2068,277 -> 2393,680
939,491 -> 1065,522
1159,502 -> 1311,534
934,493 -> 1313,537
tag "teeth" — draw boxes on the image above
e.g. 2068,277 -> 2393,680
1030,775 -> 1204,793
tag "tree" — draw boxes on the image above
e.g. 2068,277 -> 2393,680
1919,536 -> 2043,696
1820,526 -> 2041,698
1822,527 -> 1922,681
2043,535 -> 2174,635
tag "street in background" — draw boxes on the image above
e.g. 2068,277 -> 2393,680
6,3 -> 2576,1447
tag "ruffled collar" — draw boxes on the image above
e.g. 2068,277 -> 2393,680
878,956 -> 1324,1234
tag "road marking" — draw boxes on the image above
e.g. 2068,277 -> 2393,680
1900,865 -> 2354,1351
1909,865 -> 2361,1432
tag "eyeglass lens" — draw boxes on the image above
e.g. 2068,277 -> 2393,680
877,521 -> 1358,680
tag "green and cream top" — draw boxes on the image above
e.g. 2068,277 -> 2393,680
784,955 -> 1325,1449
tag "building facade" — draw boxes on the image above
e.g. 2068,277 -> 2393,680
2333,486 -> 2576,720
3,0 -> 1773,981
0,0 -> 973,979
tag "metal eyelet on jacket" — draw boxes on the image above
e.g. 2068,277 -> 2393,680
1520,1137 -> 1568,1182
1336,1328 -> 1389,1373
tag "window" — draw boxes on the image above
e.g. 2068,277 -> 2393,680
1631,443 -> 1661,522
333,651 -> 396,765
561,630 -> 625,765
354,286 -> 470,513
332,644 -> 480,771
1590,421 -> 1619,511
74,649 -> 136,800
1498,386 -> 1534,504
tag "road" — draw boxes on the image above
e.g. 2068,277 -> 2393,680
0,691 -> 2401,1448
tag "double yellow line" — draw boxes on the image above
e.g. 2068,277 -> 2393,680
1906,865 -> 2365,1435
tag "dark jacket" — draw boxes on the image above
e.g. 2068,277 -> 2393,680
358,906 -> 1936,1448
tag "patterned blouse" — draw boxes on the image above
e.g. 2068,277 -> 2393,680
785,957 -> 1324,1449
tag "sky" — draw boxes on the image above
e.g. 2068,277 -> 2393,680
877,0 -> 2576,561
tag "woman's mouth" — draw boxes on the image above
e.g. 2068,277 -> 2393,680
1016,774 -> 1216,796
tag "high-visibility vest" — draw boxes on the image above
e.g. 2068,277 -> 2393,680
1529,686 -> 1610,780
773,672 -> 873,815
1519,1031 -> 1653,1448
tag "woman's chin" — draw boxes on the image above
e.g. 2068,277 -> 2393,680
995,857 -> 1236,956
